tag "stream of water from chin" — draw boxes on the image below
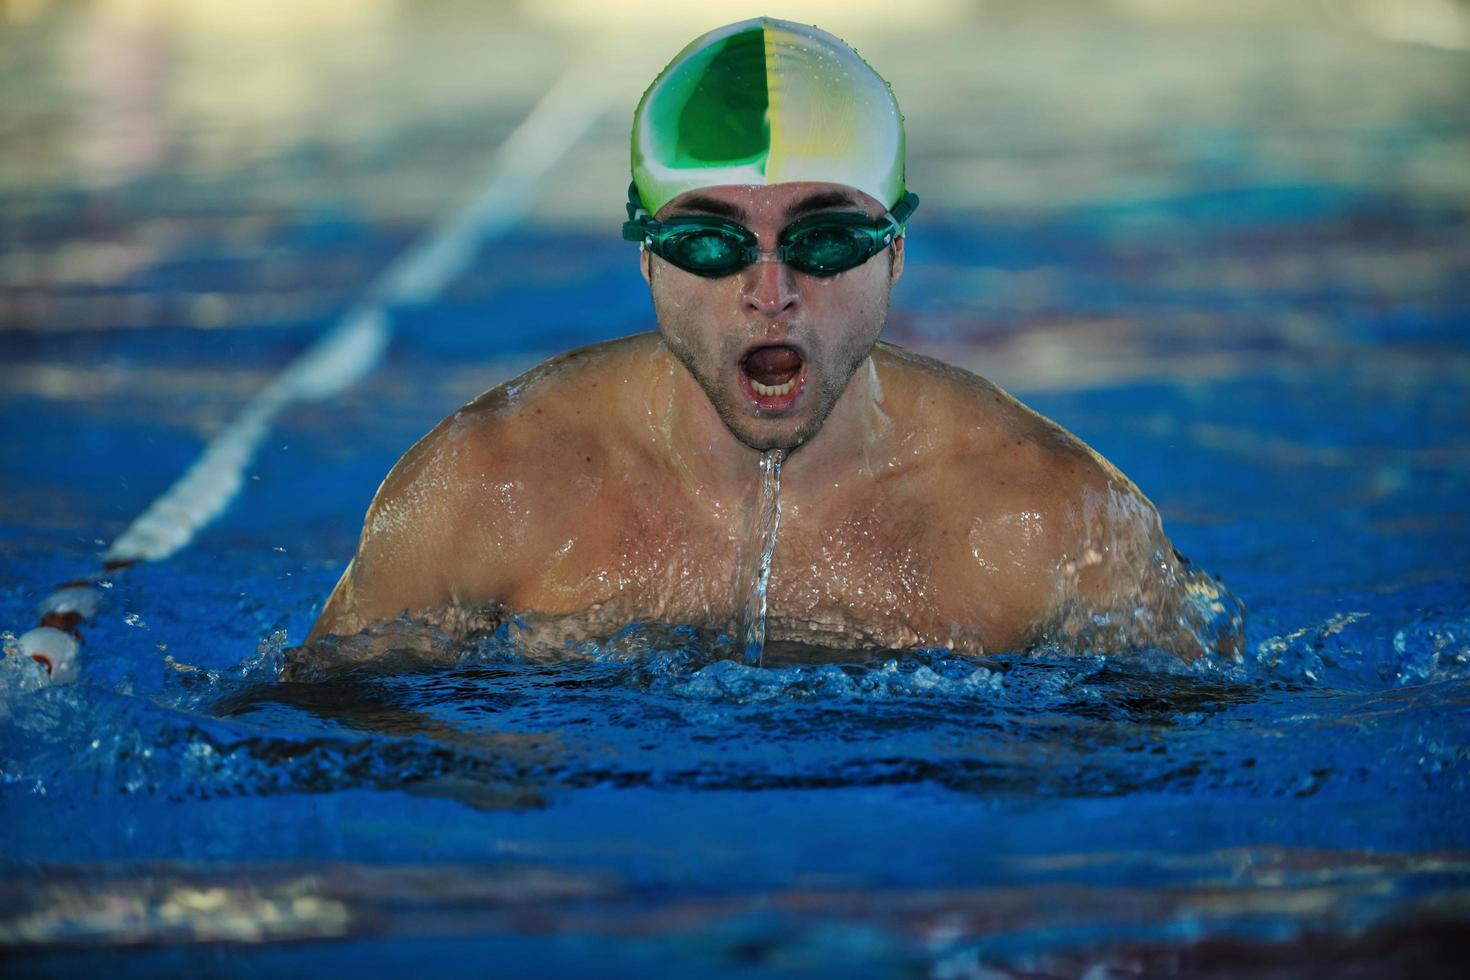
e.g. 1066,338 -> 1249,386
740,449 -> 784,666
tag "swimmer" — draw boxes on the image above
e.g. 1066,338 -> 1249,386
309,17 -> 1241,660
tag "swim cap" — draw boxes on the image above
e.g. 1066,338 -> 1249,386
631,17 -> 907,216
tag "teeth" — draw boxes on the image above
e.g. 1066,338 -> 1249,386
751,377 -> 797,397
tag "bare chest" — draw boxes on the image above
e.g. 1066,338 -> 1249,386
507,487 -> 987,651
765,501 -> 979,649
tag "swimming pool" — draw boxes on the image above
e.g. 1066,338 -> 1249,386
3,4 -> 1468,976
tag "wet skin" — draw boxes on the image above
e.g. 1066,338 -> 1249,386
312,182 -> 1236,658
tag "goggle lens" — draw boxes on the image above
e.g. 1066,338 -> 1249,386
662,226 -> 751,277
784,223 -> 875,276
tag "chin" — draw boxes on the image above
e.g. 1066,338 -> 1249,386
735,431 -> 801,454
722,418 -> 797,453
720,406 -> 826,455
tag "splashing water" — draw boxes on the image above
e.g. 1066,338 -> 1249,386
740,449 -> 784,666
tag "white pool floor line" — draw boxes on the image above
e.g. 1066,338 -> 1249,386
13,34 -> 634,679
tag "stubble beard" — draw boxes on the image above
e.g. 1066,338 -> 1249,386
656,296 -> 889,456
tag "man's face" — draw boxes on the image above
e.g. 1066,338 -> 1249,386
642,181 -> 904,454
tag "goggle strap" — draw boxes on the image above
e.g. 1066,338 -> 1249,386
888,190 -> 919,230
624,183 -> 654,244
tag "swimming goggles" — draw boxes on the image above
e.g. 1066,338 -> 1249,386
622,182 -> 919,278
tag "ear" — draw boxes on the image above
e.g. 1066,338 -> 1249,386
639,247 -> 653,286
889,234 -> 905,282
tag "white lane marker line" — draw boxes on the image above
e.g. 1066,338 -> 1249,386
109,36 -> 624,565
12,36 -> 634,680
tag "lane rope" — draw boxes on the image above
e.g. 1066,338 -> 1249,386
11,36 -> 630,683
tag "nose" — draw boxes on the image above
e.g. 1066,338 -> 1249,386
741,257 -> 800,318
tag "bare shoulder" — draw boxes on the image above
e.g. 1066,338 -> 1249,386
375,334 -> 652,528
873,343 -> 1184,647
873,343 -> 1240,658
873,341 -> 1150,524
311,334 -> 657,638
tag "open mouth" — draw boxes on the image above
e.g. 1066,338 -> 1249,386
739,344 -> 806,412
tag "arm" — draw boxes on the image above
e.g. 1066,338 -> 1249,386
1045,474 -> 1244,661
308,418 -> 519,644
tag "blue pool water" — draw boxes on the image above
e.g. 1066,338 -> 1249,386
3,5 -> 1469,976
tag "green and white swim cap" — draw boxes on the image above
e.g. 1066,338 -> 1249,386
631,17 -> 907,216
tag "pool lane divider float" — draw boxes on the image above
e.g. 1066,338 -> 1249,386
10,36 -> 637,684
